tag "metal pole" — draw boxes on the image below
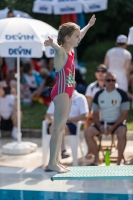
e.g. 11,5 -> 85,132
17,56 -> 21,143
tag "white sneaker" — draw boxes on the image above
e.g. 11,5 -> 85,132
11,127 -> 18,140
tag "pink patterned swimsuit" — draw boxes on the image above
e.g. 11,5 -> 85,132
51,51 -> 75,101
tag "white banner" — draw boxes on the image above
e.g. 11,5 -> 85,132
32,1 -> 53,14
0,42 -> 43,58
33,0 -> 108,14
54,2 -> 82,14
82,0 -> 108,13
45,46 -> 55,58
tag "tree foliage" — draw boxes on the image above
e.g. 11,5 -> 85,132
1,0 -> 133,60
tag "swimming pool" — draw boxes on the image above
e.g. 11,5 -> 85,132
0,190 -> 133,200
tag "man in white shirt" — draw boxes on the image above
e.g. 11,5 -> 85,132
104,34 -> 131,92
45,90 -> 89,159
85,72 -> 129,166
0,86 -> 22,139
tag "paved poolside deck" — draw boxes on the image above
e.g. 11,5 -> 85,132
0,133 -> 133,195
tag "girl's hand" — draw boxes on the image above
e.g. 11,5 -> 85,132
88,14 -> 96,27
44,36 -> 53,46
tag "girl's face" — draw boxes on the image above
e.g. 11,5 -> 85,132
67,29 -> 81,47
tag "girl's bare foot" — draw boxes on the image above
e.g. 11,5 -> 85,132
47,163 -> 68,173
58,162 -> 70,172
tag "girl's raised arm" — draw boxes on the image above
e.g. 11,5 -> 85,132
80,14 -> 96,40
44,36 -> 61,52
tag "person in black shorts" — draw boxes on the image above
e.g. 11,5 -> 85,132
0,86 -> 22,139
84,72 -> 130,166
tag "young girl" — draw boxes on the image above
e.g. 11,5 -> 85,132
44,14 -> 96,173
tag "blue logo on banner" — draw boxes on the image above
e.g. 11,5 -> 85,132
50,48 -> 55,55
60,6 -> 75,12
8,46 -> 32,56
40,6 -> 48,11
89,4 -> 101,10
6,33 -> 34,40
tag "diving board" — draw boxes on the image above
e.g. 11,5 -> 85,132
51,166 -> 133,181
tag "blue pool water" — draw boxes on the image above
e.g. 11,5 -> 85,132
0,190 -> 133,200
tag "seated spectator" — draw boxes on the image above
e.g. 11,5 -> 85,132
85,64 -> 118,127
0,86 -> 23,139
46,57 -> 56,78
84,72 -> 129,166
0,57 -> 3,80
9,64 -> 27,100
39,68 -> 50,80
0,57 -> 8,81
23,63 -> 43,93
0,80 -> 16,96
9,79 -> 18,96
45,89 -> 89,161
32,69 -> 55,104
5,56 -> 34,84
75,68 -> 87,94
7,9 -> 15,18
32,58 -> 43,72
85,64 -> 107,127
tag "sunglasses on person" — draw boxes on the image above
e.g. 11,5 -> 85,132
96,70 -> 106,73
105,79 -> 116,82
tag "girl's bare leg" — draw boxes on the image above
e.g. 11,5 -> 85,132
47,93 -> 70,173
57,97 -> 72,171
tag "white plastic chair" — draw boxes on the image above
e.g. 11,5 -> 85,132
42,120 -> 84,168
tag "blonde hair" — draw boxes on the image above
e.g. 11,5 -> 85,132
57,22 -> 80,45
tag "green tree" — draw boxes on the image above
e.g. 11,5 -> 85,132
1,0 -> 133,61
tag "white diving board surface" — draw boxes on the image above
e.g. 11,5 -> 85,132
51,166 -> 133,181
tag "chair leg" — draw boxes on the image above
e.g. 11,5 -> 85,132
98,135 -> 104,159
71,144 -> 78,166
122,154 -> 126,163
81,137 -> 88,157
79,140 -> 84,157
67,137 -> 78,166
110,134 -> 117,153
42,137 -> 50,169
